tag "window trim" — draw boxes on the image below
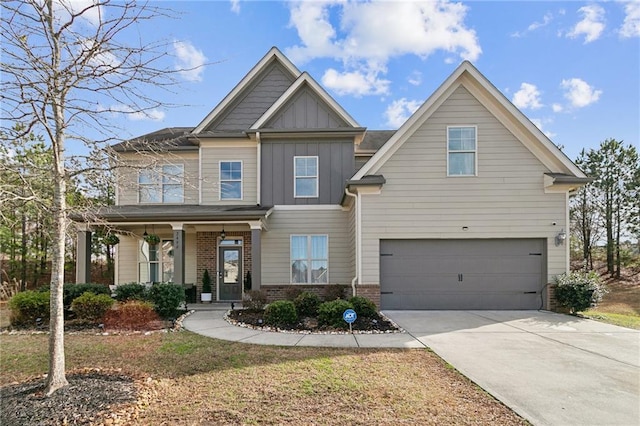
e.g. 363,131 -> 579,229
219,160 -> 243,200
293,156 -> 319,198
290,234 -> 329,284
446,126 -> 478,177
138,239 -> 174,283
137,164 -> 185,203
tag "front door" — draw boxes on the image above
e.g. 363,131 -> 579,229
219,247 -> 242,301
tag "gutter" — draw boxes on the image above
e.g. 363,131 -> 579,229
256,131 -> 261,205
344,187 -> 359,297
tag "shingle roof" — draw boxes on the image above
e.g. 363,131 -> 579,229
72,204 -> 273,222
112,127 -> 197,152
357,130 -> 396,152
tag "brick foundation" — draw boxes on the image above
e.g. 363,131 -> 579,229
355,284 -> 381,308
546,283 -> 558,312
260,284 -> 354,303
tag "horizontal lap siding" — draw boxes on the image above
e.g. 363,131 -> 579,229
261,209 -> 353,285
200,146 -> 257,205
116,236 -> 138,284
361,86 -> 566,285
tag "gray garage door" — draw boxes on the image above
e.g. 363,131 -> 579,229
380,239 -> 545,310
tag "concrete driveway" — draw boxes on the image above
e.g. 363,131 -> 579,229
383,310 -> 640,426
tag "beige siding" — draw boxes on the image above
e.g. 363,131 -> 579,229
116,235 -> 138,284
360,86 -> 567,285
185,231 -> 197,284
115,152 -> 199,205
200,145 -> 258,205
261,208 -> 353,285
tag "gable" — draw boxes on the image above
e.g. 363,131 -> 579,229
205,61 -> 296,132
263,85 -> 349,129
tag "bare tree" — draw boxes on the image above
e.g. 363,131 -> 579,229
1,0 -> 194,395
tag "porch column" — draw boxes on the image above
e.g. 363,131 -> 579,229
172,225 -> 185,285
251,224 -> 261,290
76,229 -> 92,284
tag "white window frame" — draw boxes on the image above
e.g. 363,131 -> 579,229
294,156 -> 319,198
137,164 -> 185,203
290,234 -> 329,284
447,126 -> 478,177
138,239 -> 174,283
219,160 -> 243,200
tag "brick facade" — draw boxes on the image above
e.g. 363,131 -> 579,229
356,284 -> 381,308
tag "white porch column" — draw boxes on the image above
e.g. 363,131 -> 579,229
172,223 -> 185,285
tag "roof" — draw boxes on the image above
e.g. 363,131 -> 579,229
73,205 -> 273,222
357,130 -> 396,153
352,61 -> 587,181
112,127 -> 197,152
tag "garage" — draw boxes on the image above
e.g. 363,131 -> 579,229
380,239 -> 546,310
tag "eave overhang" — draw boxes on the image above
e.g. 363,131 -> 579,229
544,173 -> 593,193
71,205 -> 273,223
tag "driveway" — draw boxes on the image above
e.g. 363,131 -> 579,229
383,310 -> 640,426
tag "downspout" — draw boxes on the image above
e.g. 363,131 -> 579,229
256,131 -> 261,205
344,187 -> 359,297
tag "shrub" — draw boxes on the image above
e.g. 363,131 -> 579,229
284,287 -> 303,301
64,283 -> 110,309
103,300 -> 160,330
202,269 -> 212,293
318,299 -> 354,329
8,291 -> 50,327
114,283 -> 147,302
147,283 -> 185,319
264,300 -> 298,327
554,271 -> 607,314
349,296 -> 377,318
323,284 -> 347,301
243,290 -> 267,312
71,292 -> 115,323
294,291 -> 321,317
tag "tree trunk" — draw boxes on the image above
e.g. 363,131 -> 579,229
21,210 -> 27,290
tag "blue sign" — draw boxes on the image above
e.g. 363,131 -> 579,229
343,309 -> 357,324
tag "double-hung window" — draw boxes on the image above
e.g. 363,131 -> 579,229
291,235 -> 328,284
138,164 -> 184,203
447,126 -> 477,176
139,239 -> 174,283
294,156 -> 318,198
220,161 -> 242,200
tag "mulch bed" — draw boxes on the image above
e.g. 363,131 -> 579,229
226,309 -> 401,333
0,370 -> 147,426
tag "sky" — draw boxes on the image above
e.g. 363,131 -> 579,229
17,0 -> 640,162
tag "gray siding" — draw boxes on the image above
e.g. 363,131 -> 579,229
261,139 -> 355,205
207,63 -> 295,131
265,87 -> 348,129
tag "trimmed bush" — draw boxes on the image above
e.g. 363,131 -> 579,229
264,300 -> 298,327
147,283 -> 185,319
243,290 -> 267,312
63,283 -> 110,309
71,292 -> 114,323
323,284 -> 347,301
114,283 -> 147,302
318,299 -> 354,329
294,291 -> 321,317
349,296 -> 377,318
9,291 -> 50,327
103,300 -> 160,330
554,271 -> 607,314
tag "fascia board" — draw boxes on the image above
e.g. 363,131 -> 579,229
192,47 -> 301,134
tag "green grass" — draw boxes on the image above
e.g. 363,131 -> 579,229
581,311 -> 640,329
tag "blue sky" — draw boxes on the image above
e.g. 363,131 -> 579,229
90,1 -> 640,162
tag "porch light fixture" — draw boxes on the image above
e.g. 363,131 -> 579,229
220,227 -> 226,241
143,225 -> 148,237
555,229 -> 566,246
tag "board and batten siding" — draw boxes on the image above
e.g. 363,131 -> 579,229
359,85 -> 567,285
261,208 -> 354,286
200,144 -> 258,205
116,152 -> 199,205
261,139 -> 355,205
265,87 -> 348,129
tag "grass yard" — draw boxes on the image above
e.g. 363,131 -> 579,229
0,331 -> 527,425
581,272 -> 640,329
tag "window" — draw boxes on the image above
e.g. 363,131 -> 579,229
294,156 -> 318,197
138,164 -> 184,203
220,161 -> 242,200
291,235 -> 328,284
139,239 -> 174,283
447,126 -> 477,176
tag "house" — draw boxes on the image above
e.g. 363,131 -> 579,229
74,47 -> 590,310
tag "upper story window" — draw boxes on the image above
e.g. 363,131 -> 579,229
294,156 -> 318,198
138,164 -> 184,203
447,126 -> 477,176
291,235 -> 328,284
220,161 -> 242,200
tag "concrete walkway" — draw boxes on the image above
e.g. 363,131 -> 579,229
183,306 -> 640,426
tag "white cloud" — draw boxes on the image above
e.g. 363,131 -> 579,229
286,0 -> 480,97
530,118 -> 556,139
561,78 -> 602,108
567,4 -> 605,43
45,0 -> 102,27
230,0 -> 240,14
322,68 -> 390,97
620,1 -> 640,38
408,71 -> 423,86
512,12 -> 553,37
173,40 -> 207,82
512,83 -> 543,110
552,103 -> 564,113
112,104 -> 165,121
384,98 -> 423,128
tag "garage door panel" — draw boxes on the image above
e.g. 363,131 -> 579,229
380,239 -> 545,310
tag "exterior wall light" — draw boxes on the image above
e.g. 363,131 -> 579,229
555,229 -> 566,246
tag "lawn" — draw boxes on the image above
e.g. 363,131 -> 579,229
0,331 -> 527,425
581,274 -> 640,329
